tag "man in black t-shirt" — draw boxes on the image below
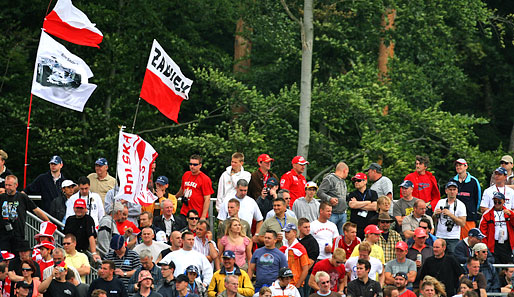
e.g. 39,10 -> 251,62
347,173 -> 378,239
64,199 -> 97,253
88,261 -> 128,297
38,264 -> 78,297
0,175 -> 49,252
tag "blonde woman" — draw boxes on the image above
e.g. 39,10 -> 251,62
370,196 -> 401,233
218,218 -> 252,270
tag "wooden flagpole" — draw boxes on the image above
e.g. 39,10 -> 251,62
131,98 -> 142,133
23,94 -> 34,188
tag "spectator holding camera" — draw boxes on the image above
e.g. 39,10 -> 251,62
433,181 -> 466,254
256,177 -> 279,218
38,263 -> 78,297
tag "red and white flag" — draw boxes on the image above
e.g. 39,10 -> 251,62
43,0 -> 103,48
115,131 -> 158,206
140,40 -> 193,123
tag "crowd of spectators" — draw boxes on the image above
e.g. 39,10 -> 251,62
1,149 -> 514,297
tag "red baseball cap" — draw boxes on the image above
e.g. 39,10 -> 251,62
364,225 -> 383,235
395,241 -> 408,251
292,156 -> 309,165
414,227 -> 428,238
74,199 -> 86,209
351,172 -> 368,181
257,154 -> 274,163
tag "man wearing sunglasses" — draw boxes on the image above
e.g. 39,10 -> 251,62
472,243 -> 500,292
489,155 -> 514,188
347,173 -> 378,240
176,154 -> 214,220
479,192 -> 514,264
481,167 -> 514,213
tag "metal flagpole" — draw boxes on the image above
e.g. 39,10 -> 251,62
131,98 -> 142,133
23,94 -> 34,188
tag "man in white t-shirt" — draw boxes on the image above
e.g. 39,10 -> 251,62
345,241 -> 383,284
434,181 -> 467,254
481,167 -> 514,213
218,179 -> 263,231
311,201 -> 339,260
64,176 -> 104,227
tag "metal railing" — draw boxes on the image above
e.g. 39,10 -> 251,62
26,210 -> 99,284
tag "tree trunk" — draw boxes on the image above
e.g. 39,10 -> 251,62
509,122 -> 514,152
233,18 -> 252,73
378,8 -> 396,81
297,0 -> 313,177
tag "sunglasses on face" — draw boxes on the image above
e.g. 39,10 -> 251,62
500,161 -> 512,165
379,220 -> 391,224
320,281 -> 330,285
189,163 -> 200,166
188,217 -> 199,220
353,179 -> 363,183
494,200 -> 504,205
22,268 -> 32,271
62,242 -> 72,245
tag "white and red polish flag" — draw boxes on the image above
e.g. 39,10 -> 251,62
43,0 -> 103,48
115,131 -> 158,206
140,40 -> 193,123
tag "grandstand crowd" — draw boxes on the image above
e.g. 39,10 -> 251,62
1,149 -> 514,297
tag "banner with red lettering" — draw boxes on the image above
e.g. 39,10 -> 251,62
115,131 -> 158,205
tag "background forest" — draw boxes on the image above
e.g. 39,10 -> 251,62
1,0 -> 514,197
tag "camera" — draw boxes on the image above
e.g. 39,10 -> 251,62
5,223 -> 12,232
444,218 -> 455,232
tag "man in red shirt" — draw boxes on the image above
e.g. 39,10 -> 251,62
176,155 -> 214,220
280,156 -> 308,208
402,156 -> 440,211
308,248 -> 346,294
332,222 -> 361,258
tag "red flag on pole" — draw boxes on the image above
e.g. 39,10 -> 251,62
43,0 -> 103,48
139,40 -> 193,123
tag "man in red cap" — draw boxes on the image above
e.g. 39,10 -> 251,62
63,199 -> 100,261
347,173 -> 378,239
384,242 -> 416,287
406,228 -> 433,274
280,156 -> 309,208
248,154 -> 278,200
350,225 -> 385,264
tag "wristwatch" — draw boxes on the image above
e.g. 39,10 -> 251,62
124,272 -> 127,277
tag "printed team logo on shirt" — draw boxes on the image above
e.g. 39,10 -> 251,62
184,181 -> 198,188
123,259 -> 131,265
64,289 -> 72,295
2,201 -> 19,220
418,183 -> 429,190
405,207 -> 414,216
259,253 -> 275,266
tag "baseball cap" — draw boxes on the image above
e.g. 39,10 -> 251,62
364,225 -> 383,235
282,223 -> 297,232
61,180 -> 76,188
414,227 -> 428,238
351,173 -> 368,181
501,155 -> 513,163
95,158 -> 108,166
399,180 -> 414,188
158,259 -> 176,269
257,154 -> 274,163
493,192 -> 506,200
495,167 -> 508,175
279,267 -> 294,278
74,199 -> 87,209
468,228 -> 486,240
222,250 -> 236,259
110,234 -> 125,250
395,272 -> 408,280
266,177 -> 278,187
305,181 -> 318,189
176,274 -> 189,283
138,270 -> 154,283
292,156 -> 309,165
48,155 -> 63,165
472,243 -> 488,253
156,176 -> 169,185
186,265 -> 199,275
445,181 -> 458,189
454,158 -> 467,165
364,163 -> 382,172
395,241 -> 408,251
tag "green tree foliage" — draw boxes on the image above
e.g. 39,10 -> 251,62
0,0 -> 510,198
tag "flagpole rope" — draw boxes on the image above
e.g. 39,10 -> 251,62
45,0 -> 53,17
23,94 -> 34,188
131,98 -> 142,133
